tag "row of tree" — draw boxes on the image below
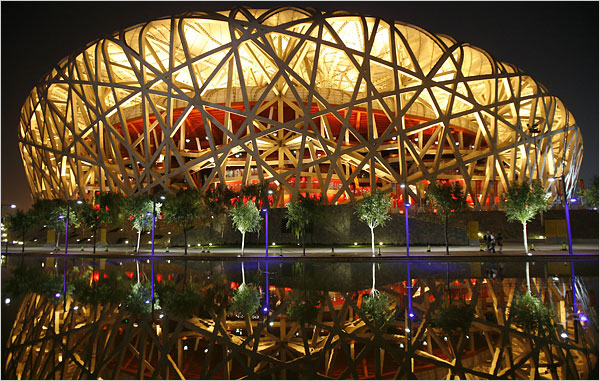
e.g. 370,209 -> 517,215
4,182 -> 272,255
5,180 -> 552,263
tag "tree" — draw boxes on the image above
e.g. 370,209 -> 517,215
31,199 -> 66,248
6,209 -> 34,253
163,189 -> 204,255
502,181 -> 550,293
355,191 -> 392,257
31,199 -> 80,249
124,194 -> 160,254
203,185 -> 237,239
229,201 -> 262,257
94,191 -> 126,252
426,182 -> 468,255
581,176 -> 599,209
229,201 -> 262,285
286,194 -> 322,256
76,202 -> 101,253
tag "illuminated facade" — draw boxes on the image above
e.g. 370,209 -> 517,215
18,7 -> 583,208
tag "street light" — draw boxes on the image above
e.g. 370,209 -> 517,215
550,175 -> 573,255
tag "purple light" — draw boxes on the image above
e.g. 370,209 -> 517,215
409,312 -> 415,318
144,300 -> 150,305
262,209 -> 267,212
58,215 -> 65,219
55,292 -> 61,298
580,315 -> 588,323
146,212 -> 152,216
263,307 -> 268,312
570,198 -> 577,203
405,203 -> 410,207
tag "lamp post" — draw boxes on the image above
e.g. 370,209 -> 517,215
401,184 -> 410,257
263,188 -> 272,258
1,203 -> 16,253
550,175 -> 573,255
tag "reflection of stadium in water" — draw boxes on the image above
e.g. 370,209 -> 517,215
2,257 -> 597,379
18,7 -> 582,209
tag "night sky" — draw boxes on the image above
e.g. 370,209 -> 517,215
2,1 -> 598,211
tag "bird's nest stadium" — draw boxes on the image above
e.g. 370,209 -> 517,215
18,7 -> 583,209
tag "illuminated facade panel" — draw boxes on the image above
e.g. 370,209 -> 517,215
18,7 -> 583,208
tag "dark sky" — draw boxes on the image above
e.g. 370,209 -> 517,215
2,1 -> 598,211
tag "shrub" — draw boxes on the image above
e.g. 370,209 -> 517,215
361,293 -> 394,330
230,283 -> 260,318
510,293 -> 554,336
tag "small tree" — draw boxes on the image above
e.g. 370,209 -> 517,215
355,191 -> 392,257
31,199 -> 67,248
426,182 -> 467,255
286,194 -> 322,256
75,202 -> 101,253
124,195 -> 161,254
6,209 -> 34,253
229,201 -> 262,257
581,176 -> 599,209
163,189 -> 204,255
204,185 -> 238,239
502,181 -> 550,293
95,191 -> 126,229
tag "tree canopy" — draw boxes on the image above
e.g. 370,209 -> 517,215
229,202 -> 262,235
162,189 -> 203,232
581,176 -> 599,208
503,181 -> 550,225
286,195 -> 322,241
426,182 -> 467,217
124,195 -> 160,233
354,191 -> 392,229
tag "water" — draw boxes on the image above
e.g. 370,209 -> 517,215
2,255 -> 598,379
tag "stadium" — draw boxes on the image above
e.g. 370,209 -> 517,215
18,7 -> 583,209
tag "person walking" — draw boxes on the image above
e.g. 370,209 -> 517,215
485,231 -> 492,251
496,232 -> 503,252
489,233 -> 496,253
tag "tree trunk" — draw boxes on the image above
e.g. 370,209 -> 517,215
136,260 -> 140,284
444,214 -> 450,255
241,261 -> 246,285
523,222 -> 531,294
302,233 -> 305,256
522,222 -> 529,254
370,226 -> 375,257
93,227 -> 97,254
241,231 -> 246,257
56,231 -> 61,250
371,262 -> 376,295
136,229 -> 141,253
184,228 -> 188,255
21,230 -> 25,253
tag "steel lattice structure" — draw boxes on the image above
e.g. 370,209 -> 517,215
18,7 -> 583,208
